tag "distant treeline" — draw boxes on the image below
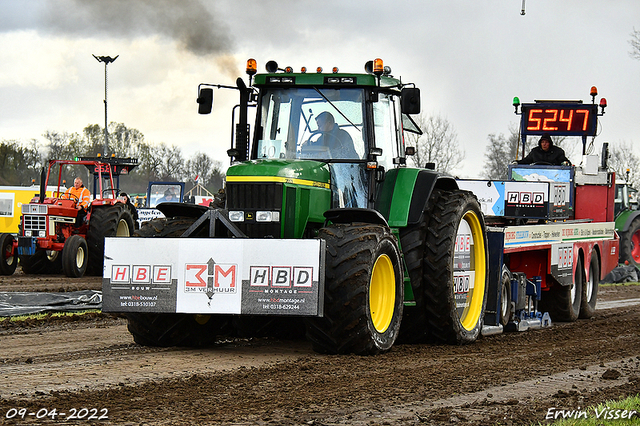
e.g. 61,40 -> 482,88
0,122 -> 225,195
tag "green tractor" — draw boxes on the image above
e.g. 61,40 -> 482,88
103,58 -> 488,355
614,169 -> 640,267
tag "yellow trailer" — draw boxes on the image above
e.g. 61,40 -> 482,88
0,186 -> 60,234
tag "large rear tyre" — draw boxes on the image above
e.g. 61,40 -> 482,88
62,235 -> 88,278
305,223 -> 403,355
423,189 -> 488,345
86,204 -> 134,276
0,233 -> 17,275
19,250 -> 62,275
580,254 -> 599,318
126,313 -> 233,347
540,257 -> 583,322
619,217 -> 640,267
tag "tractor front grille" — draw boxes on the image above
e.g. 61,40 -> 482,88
22,215 -> 47,234
226,182 -> 283,238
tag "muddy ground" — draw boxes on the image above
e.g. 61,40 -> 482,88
0,272 -> 639,425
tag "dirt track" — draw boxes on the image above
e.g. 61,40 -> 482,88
0,275 -> 639,425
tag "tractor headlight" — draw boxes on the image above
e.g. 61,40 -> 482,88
228,211 -> 244,222
256,211 -> 280,222
38,230 -> 46,237
25,230 -> 32,237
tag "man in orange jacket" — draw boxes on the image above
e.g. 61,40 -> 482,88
63,177 -> 91,225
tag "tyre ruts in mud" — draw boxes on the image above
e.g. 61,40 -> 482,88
126,216 -> 235,347
540,256 -> 583,322
422,189 -> 488,345
0,233 -> 17,275
86,204 -> 134,276
305,223 -> 403,355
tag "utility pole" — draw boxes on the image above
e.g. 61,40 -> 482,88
93,54 -> 118,156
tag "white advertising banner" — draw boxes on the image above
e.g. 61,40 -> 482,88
102,237 -> 325,316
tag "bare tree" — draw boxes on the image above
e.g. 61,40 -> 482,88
405,113 -> 464,174
609,141 -> 640,187
630,27 -> 640,60
483,126 -> 520,180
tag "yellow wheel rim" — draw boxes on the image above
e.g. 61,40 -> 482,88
456,210 -> 486,331
369,254 -> 396,333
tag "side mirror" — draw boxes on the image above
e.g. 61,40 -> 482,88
401,87 -> 420,115
197,88 -> 213,114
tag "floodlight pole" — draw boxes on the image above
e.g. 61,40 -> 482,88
93,54 -> 118,156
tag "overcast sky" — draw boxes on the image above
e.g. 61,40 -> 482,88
0,0 -> 638,178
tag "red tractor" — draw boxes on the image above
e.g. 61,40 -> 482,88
0,157 -> 138,278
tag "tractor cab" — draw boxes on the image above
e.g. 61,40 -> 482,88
198,58 -> 422,212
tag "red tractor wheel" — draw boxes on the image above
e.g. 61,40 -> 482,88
0,233 -> 17,275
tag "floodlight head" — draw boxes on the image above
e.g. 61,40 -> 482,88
93,54 -> 119,64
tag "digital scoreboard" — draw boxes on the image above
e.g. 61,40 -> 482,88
520,103 -> 598,137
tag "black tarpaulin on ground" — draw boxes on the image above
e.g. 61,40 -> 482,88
0,290 -> 102,317
602,264 -> 640,283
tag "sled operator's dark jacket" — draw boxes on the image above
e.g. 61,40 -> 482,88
516,136 -> 571,166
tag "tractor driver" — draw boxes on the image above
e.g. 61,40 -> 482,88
63,177 -> 91,225
301,111 -> 358,159
516,134 -> 571,166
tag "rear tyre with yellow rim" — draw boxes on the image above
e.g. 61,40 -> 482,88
423,189 -> 488,344
306,223 -> 403,355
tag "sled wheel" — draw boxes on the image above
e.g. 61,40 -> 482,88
500,265 -> 513,327
541,256 -> 583,322
0,234 -> 17,275
423,189 -> 488,344
305,223 -> 403,355
619,217 -> 640,267
86,204 -> 135,276
127,313 -> 234,347
62,235 -> 88,278
580,254 -> 599,318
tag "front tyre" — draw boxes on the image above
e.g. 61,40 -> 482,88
423,189 -> 488,344
305,223 -> 403,355
126,313 -> 233,347
127,216 -> 234,347
62,235 -> 88,278
19,250 -> 61,275
0,233 -> 17,275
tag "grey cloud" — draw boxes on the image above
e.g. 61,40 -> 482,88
40,0 -> 233,56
